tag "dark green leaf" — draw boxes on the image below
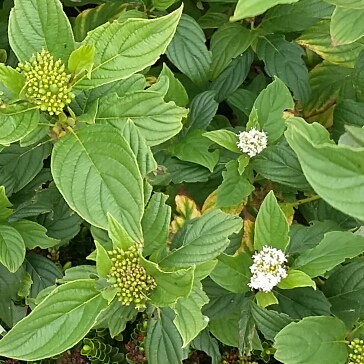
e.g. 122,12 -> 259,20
191,329 -> 221,364
188,91 -> 218,130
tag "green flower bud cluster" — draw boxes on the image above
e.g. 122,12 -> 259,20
108,245 -> 156,309
349,338 -> 364,364
16,49 -> 74,116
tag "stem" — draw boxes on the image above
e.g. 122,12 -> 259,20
291,194 -> 321,207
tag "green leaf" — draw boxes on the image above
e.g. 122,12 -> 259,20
251,302 -> 293,341
51,124 -> 144,242
260,0 -> 334,33
216,160 -> 254,208
106,214 -> 134,251
210,50 -> 254,103
209,252 -> 252,293
254,191 -> 289,251
166,14 -> 211,87
198,12 -> 229,29
12,220 -> 59,249
96,90 -> 187,146
209,308 -> 240,347
322,261 -> 364,327
73,3 -> 128,42
285,117 -> 364,221
160,210 -> 242,267
153,0 -> 178,11
203,130 -> 240,153
191,329 -> 221,364
0,143 -> 51,196
145,308 -> 188,364
159,64 -> 189,107
274,317 -> 347,364
292,231 -> 364,277
188,91 -> 218,130
210,23 -> 252,79
78,7 -> 182,89
95,241 -> 112,278
0,279 -> 107,361
24,252 -> 63,299
8,0 -> 75,63
324,0 -> 364,7
141,257 -> 194,306
173,284 -> 209,347
119,119 -> 157,177
273,287 -> 331,319
256,35 -> 310,104
142,193 -> 171,257
297,20 -> 364,68
331,6 -> 364,45
252,142 -> 311,191
0,223 -> 25,272
169,130 -> 219,172
0,104 -> 40,146
278,269 -> 316,290
249,78 -> 294,143
68,45 -> 95,77
231,0 -> 299,20
256,291 -> 278,308
0,186 -> 12,222
0,64 -> 24,98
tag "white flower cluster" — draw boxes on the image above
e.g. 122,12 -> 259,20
249,246 -> 287,292
237,128 -> 268,157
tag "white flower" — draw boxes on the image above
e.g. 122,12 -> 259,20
237,128 -> 268,157
248,246 -> 287,292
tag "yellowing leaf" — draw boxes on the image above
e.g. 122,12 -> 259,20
171,194 -> 201,234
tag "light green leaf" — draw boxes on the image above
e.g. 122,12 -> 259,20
231,0 -> 300,22
297,20 -> 364,68
166,14 -> 211,87
0,64 -> 25,98
51,124 -> 144,242
331,6 -> 364,45
0,186 -> 12,222
292,231 -> 364,277
11,220 -> 59,249
78,7 -> 182,89
216,160 -> 254,208
142,193 -> 171,257
68,45 -> 95,77
145,307 -> 188,364
0,223 -> 25,272
107,213 -> 134,251
249,78 -> 294,143
24,252 -> 63,299
173,284 -> 209,347
274,317 -> 347,364
0,280 -> 107,361
8,0 -> 75,63
120,119 -> 157,177
255,291 -> 278,308
160,210 -> 242,267
210,23 -> 252,79
95,241 -> 112,278
254,191 -> 290,251
153,0 -> 178,11
169,130 -> 219,172
278,269 -> 316,289
285,117 -> 364,221
256,35 -> 310,104
324,0 -> 364,7
141,257 -> 194,306
159,64 -> 189,107
96,91 -> 187,146
0,104 -> 40,146
203,129 -> 240,153
210,252 -> 252,293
